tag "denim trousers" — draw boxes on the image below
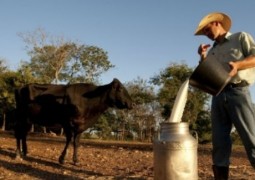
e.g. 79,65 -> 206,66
211,86 -> 255,167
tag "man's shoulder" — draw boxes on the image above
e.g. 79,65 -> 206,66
227,31 -> 253,42
230,31 -> 252,38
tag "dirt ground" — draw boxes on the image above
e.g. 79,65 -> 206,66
0,131 -> 254,180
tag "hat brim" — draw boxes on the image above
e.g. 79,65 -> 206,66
194,12 -> 231,36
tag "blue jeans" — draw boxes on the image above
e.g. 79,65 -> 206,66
211,86 -> 255,167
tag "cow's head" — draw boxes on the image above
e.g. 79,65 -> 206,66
108,78 -> 133,109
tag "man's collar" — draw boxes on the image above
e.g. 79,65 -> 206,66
213,32 -> 231,47
225,32 -> 232,40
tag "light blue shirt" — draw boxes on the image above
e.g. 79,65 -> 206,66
207,32 -> 255,84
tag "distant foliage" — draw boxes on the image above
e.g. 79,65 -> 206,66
151,63 -> 210,123
18,28 -> 114,84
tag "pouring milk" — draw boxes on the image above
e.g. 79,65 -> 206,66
167,79 -> 189,123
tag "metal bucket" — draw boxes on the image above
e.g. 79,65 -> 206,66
154,122 -> 198,180
189,56 -> 232,96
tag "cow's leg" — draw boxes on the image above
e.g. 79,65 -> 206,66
15,138 -> 22,159
21,136 -> 28,157
59,129 -> 72,164
14,113 -> 23,159
14,121 -> 29,159
15,136 -> 28,158
73,132 -> 82,165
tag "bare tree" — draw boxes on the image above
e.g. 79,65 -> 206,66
18,28 -> 114,84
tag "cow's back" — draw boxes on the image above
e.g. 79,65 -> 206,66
65,83 -> 109,106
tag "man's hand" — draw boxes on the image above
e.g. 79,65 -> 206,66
229,61 -> 238,77
198,44 -> 211,61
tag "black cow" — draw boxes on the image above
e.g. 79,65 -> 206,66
14,78 -> 133,165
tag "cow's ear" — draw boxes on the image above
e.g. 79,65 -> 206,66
112,79 -> 120,91
112,78 -> 119,83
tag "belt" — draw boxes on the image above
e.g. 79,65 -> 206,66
226,80 -> 249,88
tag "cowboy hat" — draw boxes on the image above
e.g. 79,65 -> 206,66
194,12 -> 232,35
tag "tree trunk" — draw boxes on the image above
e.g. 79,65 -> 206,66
59,128 -> 64,136
1,113 -> 6,131
43,127 -> 47,133
30,124 -> 34,132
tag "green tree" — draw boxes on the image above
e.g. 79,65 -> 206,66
62,45 -> 114,83
93,114 -> 112,139
18,28 -> 114,84
192,108 -> 211,143
151,63 -> 210,124
16,63 -> 45,85
0,61 -> 42,131
25,44 -> 73,83
0,69 -> 21,130
0,59 -> 7,72
125,77 -> 159,141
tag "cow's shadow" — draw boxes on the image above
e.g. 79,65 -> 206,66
0,148 -> 104,179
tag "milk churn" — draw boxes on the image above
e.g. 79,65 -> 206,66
154,122 -> 198,180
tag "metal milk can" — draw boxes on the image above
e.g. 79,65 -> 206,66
154,122 -> 198,180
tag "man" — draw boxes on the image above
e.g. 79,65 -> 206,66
195,12 -> 255,179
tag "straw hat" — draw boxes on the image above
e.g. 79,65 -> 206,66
194,12 -> 232,35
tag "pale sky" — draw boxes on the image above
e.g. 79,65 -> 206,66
1,0 -> 255,99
